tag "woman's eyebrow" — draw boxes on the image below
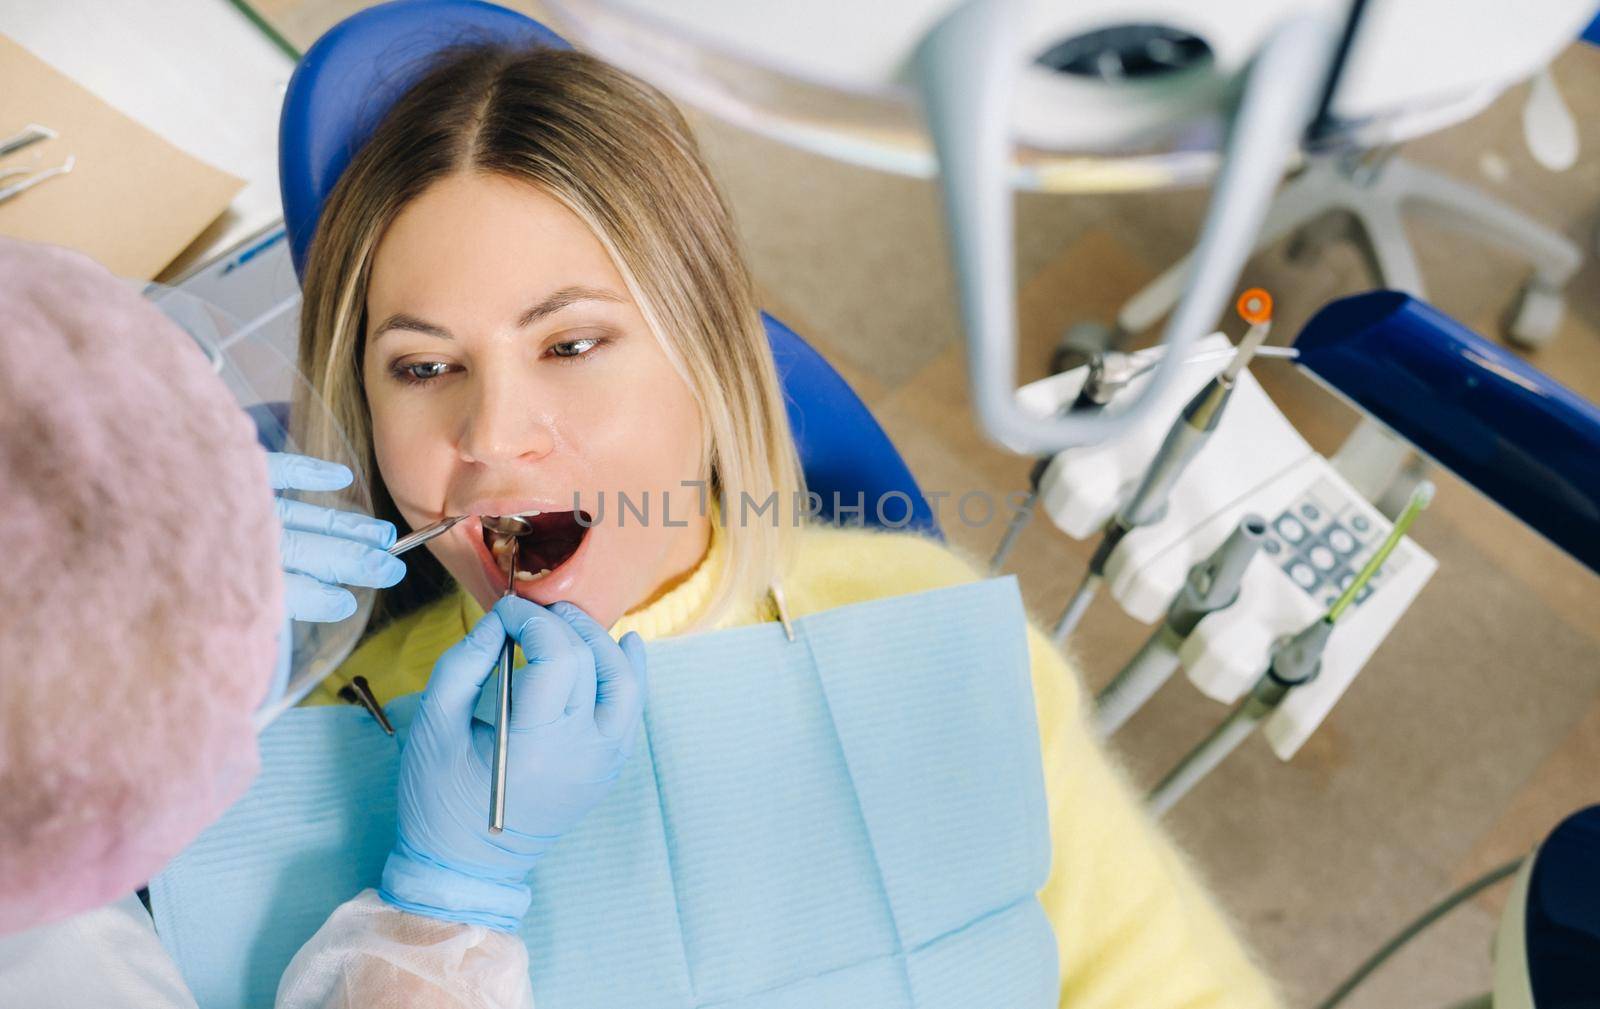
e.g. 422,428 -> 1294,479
371,287 -> 624,343
372,313 -> 453,342
517,285 -> 625,327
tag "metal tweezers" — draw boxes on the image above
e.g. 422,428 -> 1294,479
0,155 -> 75,206
0,123 -> 55,158
338,675 -> 395,735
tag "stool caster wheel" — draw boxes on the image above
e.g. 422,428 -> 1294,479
1286,215 -> 1347,267
1285,229 -> 1323,267
1506,279 -> 1565,349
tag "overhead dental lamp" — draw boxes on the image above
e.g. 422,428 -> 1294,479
542,0 -> 1596,454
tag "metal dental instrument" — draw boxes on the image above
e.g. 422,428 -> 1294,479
1145,482 -> 1434,817
1095,514 -> 1268,737
0,155 -> 76,206
0,124 -> 55,158
769,582 -> 796,642
993,333 -> 1296,575
480,514 -> 534,834
988,455 -> 1053,574
337,675 -> 396,735
388,514 -> 468,556
492,547 -> 517,834
1052,289 -> 1275,644
1087,341 -> 1297,395
991,355 -> 1133,573
324,514 -> 466,733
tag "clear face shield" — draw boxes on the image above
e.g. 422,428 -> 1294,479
144,284 -> 374,729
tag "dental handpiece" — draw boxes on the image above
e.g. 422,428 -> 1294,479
1146,483 -> 1434,816
1052,290 -> 1274,644
1115,291 -> 1273,532
1095,514 -> 1267,737
992,352 -> 1149,574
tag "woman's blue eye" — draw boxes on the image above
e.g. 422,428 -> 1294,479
392,336 -> 607,385
396,361 -> 451,384
551,337 -> 603,360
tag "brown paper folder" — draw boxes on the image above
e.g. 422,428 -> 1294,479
0,34 -> 244,280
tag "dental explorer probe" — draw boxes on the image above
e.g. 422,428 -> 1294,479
388,514 -> 468,556
1094,514 -> 1268,738
481,514 -> 535,834
1051,289 -> 1275,644
1145,482 -> 1434,818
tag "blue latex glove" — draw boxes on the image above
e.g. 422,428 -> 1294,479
381,597 -> 648,930
267,452 -> 405,622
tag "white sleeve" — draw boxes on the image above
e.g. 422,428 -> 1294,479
0,893 -> 199,1009
275,890 -> 535,1009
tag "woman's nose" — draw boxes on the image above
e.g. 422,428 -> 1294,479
457,372 -> 557,465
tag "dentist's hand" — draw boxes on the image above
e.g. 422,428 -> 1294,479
380,598 -> 648,931
268,452 -> 404,622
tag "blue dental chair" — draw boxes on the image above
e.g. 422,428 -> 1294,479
1294,291 -> 1600,576
277,0 -> 937,536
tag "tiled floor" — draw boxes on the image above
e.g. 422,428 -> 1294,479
258,4 -> 1598,1004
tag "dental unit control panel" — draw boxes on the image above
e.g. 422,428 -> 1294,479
1016,334 -> 1437,758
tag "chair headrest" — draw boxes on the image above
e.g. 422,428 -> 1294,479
279,0 -> 566,277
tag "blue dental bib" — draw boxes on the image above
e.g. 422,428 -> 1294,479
150,578 -> 1058,1008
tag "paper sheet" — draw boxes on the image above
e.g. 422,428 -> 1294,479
0,35 -> 243,280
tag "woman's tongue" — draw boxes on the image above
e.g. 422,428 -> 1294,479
515,538 -> 558,576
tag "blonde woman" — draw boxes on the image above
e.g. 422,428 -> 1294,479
274,43 -> 1281,1009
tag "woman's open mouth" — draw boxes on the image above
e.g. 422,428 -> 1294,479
480,510 -> 592,592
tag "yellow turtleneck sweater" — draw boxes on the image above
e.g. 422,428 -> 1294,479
311,522 -> 1280,1009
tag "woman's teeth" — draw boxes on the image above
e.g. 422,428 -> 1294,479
490,534 -> 552,583
482,510 -> 590,586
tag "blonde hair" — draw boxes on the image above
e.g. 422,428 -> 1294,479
296,44 -> 804,630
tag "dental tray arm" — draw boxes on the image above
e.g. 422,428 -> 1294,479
914,0 -> 1340,454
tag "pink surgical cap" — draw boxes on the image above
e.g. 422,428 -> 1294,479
0,238 -> 283,934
